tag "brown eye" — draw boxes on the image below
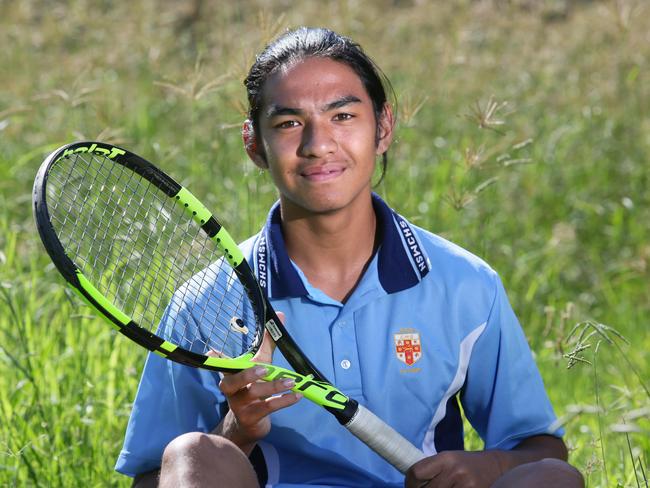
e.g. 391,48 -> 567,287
333,113 -> 353,121
276,120 -> 300,129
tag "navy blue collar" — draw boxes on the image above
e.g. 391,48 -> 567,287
254,194 -> 431,299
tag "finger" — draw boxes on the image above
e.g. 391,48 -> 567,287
242,376 -> 298,402
430,474 -> 461,488
254,310 -> 285,363
405,456 -> 444,487
205,349 -> 228,380
253,329 -> 276,364
238,391 -> 303,426
405,475 -> 443,488
206,348 -> 226,358
219,365 -> 269,396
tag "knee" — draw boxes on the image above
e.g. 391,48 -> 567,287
492,458 -> 584,488
536,458 -> 584,487
162,432 -> 205,462
160,433 -> 258,488
162,432 -> 244,469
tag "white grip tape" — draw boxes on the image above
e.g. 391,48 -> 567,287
345,404 -> 426,474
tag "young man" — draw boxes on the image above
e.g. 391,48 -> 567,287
117,27 -> 584,487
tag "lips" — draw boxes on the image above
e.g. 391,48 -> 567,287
300,163 -> 346,182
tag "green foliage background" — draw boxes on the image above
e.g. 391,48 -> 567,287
1,1 -> 648,486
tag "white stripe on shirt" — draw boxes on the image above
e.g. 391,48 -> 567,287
422,322 -> 487,455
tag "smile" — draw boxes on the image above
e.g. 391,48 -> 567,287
300,164 -> 346,182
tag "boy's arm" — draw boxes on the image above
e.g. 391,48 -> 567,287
492,434 -> 567,468
405,434 -> 568,487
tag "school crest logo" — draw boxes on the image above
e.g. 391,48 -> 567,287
394,329 -> 422,367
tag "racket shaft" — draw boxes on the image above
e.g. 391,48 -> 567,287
257,364 -> 425,473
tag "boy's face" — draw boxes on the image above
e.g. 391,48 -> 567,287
247,57 -> 392,217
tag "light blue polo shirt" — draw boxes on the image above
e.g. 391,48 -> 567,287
115,194 -> 562,487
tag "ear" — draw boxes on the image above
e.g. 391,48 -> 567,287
375,103 -> 395,156
242,119 -> 268,168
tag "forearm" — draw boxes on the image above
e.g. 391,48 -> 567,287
211,411 -> 258,456
490,435 -> 568,475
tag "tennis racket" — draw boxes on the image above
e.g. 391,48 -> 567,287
32,141 -> 426,473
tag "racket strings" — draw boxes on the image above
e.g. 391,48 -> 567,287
81,154 -> 140,282
46,152 -> 260,358
54,156 -> 176,306
52,157 -> 252,356
108,170 -> 189,329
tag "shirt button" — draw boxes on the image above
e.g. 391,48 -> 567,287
337,321 -> 346,327
340,359 -> 351,370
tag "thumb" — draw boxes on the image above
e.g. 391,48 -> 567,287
252,311 -> 283,364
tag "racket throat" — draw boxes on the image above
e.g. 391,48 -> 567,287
327,398 -> 359,425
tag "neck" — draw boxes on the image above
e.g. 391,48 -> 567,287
280,193 -> 377,302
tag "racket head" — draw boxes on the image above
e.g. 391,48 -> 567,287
33,141 -> 265,371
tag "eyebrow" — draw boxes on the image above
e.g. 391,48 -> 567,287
265,95 -> 362,118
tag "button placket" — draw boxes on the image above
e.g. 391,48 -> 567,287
331,316 -> 362,392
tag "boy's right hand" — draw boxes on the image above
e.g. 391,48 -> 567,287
212,312 -> 303,455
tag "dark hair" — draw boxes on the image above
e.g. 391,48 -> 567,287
244,27 -> 393,182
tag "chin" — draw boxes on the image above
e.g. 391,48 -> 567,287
283,193 -> 347,216
303,199 -> 346,215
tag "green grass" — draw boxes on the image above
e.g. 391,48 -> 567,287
1,0 -> 648,485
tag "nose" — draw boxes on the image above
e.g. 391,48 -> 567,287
299,120 -> 337,158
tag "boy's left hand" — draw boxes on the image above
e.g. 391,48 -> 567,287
405,450 -> 504,488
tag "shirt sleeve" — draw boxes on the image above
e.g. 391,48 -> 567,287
114,304 -> 226,477
460,274 -> 563,450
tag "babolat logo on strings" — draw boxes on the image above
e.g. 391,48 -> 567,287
396,216 -> 429,277
55,143 -> 125,164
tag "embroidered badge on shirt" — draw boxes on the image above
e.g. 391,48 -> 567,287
394,329 -> 422,367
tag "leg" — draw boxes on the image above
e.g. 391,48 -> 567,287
491,458 -> 584,488
159,432 -> 259,488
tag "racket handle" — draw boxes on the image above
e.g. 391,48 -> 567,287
344,404 -> 426,474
